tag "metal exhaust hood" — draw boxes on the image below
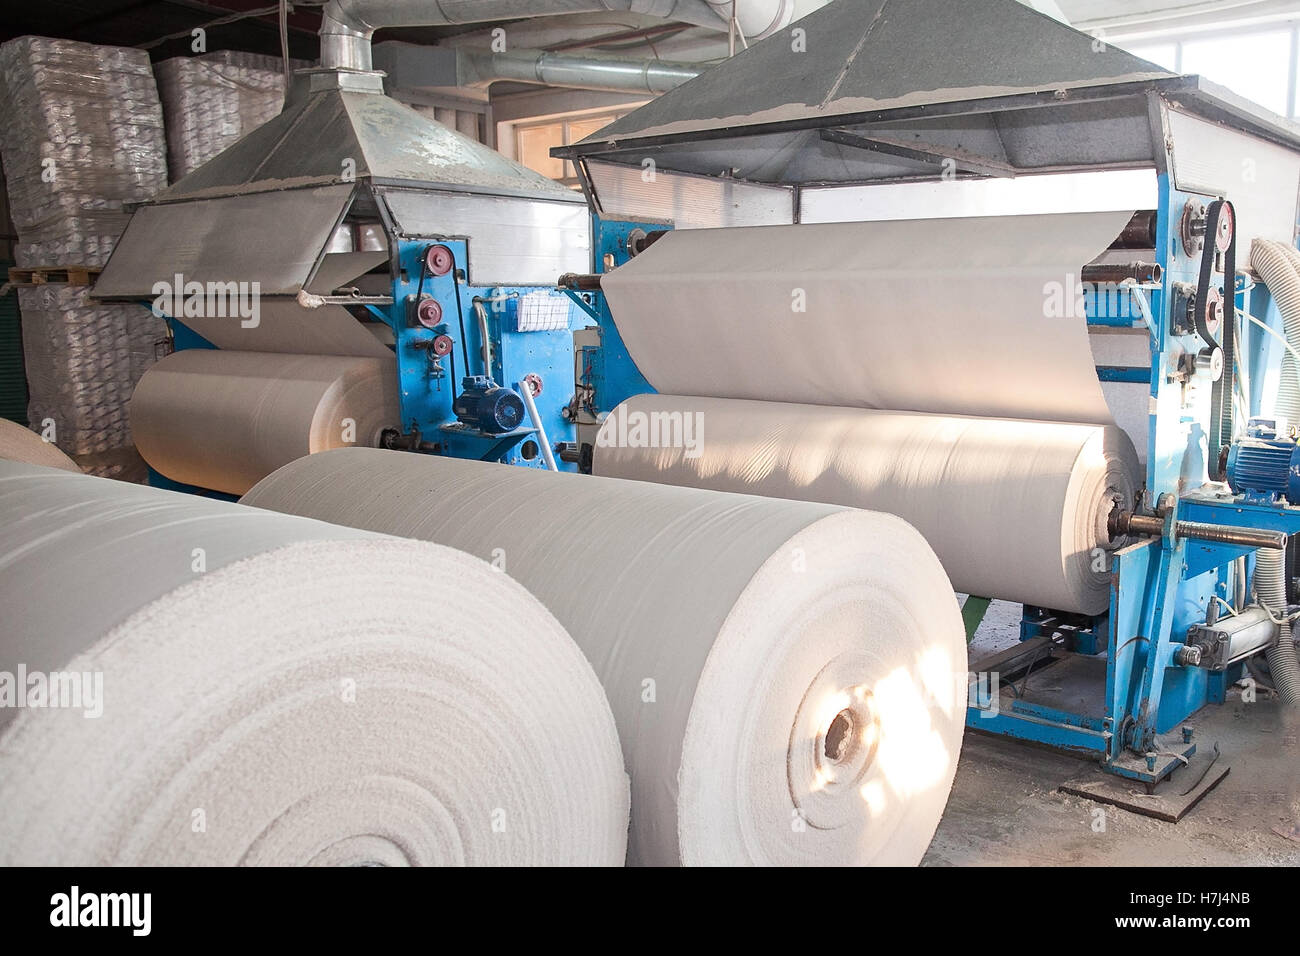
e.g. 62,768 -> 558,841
95,71 -> 584,301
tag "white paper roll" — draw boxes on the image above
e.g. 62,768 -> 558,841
175,299 -> 395,360
0,461 -> 628,866
243,447 -> 968,866
600,213 -> 1132,424
0,418 -> 80,472
594,395 -> 1140,614
131,348 -> 400,495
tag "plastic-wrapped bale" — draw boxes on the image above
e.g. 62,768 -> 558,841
70,445 -> 149,483
154,51 -> 305,181
0,36 -> 167,267
17,284 -> 166,456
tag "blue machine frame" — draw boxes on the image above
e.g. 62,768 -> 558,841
560,95 -> 1300,786
154,232 -> 582,483
374,236 -> 578,470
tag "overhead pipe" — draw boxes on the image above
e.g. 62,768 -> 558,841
319,0 -> 753,71
460,47 -> 701,93
704,0 -> 826,42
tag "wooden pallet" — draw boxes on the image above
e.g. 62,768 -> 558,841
7,265 -> 102,287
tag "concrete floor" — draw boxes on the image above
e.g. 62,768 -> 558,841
924,600 -> 1300,866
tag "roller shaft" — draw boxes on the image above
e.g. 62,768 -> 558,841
1114,511 -> 1285,550
1080,261 -> 1163,285
558,272 -> 604,291
1110,210 -> 1158,249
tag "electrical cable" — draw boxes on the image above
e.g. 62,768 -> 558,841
139,2 -> 327,51
1180,742 -> 1221,796
280,0 -> 292,96
1243,311 -> 1300,389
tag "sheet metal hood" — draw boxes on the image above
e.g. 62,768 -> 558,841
160,72 -> 576,202
96,72 -> 581,300
558,0 -> 1300,185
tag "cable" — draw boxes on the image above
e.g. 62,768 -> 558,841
448,339 -> 458,402
1247,654 -> 1278,694
472,299 -> 492,377
1244,310 -> 1300,386
1254,598 -> 1300,625
1233,312 -> 1251,435
1212,595 -> 1239,618
139,2 -> 327,51
1179,741 -> 1222,795
1120,279 -> 1157,341
1017,644 -> 1052,698
280,0 -> 291,96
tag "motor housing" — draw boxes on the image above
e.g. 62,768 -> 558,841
454,376 -> 525,434
1225,418 -> 1300,503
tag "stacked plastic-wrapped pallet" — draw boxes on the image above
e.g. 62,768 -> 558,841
0,37 -> 167,267
17,284 -> 160,477
0,37 -> 169,477
155,51 -> 304,180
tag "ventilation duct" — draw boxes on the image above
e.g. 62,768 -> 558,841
318,0 -> 825,70
374,41 -> 702,94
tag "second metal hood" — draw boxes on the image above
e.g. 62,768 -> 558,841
155,73 -> 578,203
95,71 -> 586,300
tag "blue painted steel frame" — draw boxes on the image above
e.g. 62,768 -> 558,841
382,237 -> 579,469
576,216 -> 656,409
981,167 -> 1299,779
577,123 -> 1297,782
159,236 -> 581,481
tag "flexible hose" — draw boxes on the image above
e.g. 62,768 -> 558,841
1251,240 -> 1300,427
1253,549 -> 1300,704
1251,236 -> 1300,704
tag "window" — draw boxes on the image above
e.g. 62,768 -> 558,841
1119,24 -> 1299,120
513,111 -> 633,186
1122,41 -> 1178,72
1182,29 -> 1292,117
517,123 -> 567,180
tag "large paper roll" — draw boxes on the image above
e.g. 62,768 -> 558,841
0,418 -> 80,471
131,348 -> 400,495
0,461 -> 627,866
600,212 -> 1132,424
243,447 -> 967,866
594,395 -> 1140,614
177,299 -> 396,360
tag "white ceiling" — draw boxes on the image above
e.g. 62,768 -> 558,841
443,0 -> 1300,69
1056,0 -> 1300,34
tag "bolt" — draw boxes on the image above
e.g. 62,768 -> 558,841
1182,726 -> 1194,744
1146,754 -> 1157,772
